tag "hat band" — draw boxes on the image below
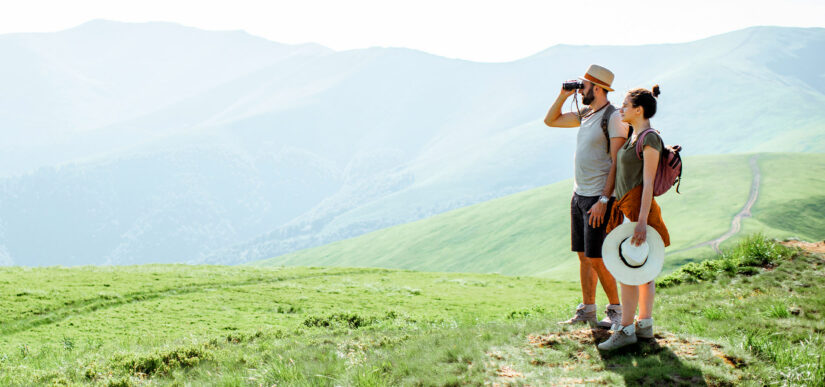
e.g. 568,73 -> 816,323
619,237 -> 647,268
584,73 -> 610,88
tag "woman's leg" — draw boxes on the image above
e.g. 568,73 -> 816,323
620,283 -> 638,326
638,281 -> 655,319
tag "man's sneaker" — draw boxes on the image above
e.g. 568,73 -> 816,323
558,303 -> 597,327
635,317 -> 654,339
597,323 -> 637,351
597,304 -> 622,329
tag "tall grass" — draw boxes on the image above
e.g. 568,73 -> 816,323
745,331 -> 825,386
657,233 -> 793,288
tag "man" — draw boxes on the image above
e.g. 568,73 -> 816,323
544,64 -> 628,328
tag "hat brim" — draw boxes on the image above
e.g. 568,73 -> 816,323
602,222 -> 665,285
578,77 -> 614,92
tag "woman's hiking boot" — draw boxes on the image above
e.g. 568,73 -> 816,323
558,303 -> 597,327
597,323 -> 637,351
635,317 -> 654,339
597,304 -> 622,329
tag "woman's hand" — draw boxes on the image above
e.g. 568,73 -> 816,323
631,221 -> 647,246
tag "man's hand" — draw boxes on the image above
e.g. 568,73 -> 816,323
587,201 -> 607,227
631,221 -> 647,246
559,87 -> 576,99
544,85 -> 581,128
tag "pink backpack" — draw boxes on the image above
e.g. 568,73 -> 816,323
634,128 -> 682,196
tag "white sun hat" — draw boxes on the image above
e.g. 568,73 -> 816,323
602,222 -> 665,285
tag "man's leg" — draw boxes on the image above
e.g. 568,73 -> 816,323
560,194 -> 597,325
590,258 -> 620,305
582,196 -> 621,328
578,252 -> 597,305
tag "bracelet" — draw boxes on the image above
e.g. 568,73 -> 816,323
599,195 -> 610,204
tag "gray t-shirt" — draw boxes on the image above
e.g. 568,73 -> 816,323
573,107 -> 629,196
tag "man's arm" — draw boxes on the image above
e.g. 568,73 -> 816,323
601,113 -> 630,198
544,88 -> 580,128
601,137 -> 626,197
587,112 -> 629,227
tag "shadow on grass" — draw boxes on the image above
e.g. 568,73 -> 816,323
596,334 -> 707,386
532,328 -> 711,385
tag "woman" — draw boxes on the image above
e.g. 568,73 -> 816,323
598,85 -> 671,351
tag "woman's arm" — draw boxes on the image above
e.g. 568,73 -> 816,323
631,145 -> 660,246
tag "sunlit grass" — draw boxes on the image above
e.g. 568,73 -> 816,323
1,236 -> 823,385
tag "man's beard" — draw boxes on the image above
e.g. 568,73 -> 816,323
582,88 -> 595,105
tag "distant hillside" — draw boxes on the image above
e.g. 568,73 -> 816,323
1,23 -> 824,266
254,153 -> 825,280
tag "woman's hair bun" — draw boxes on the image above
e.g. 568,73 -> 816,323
651,84 -> 661,97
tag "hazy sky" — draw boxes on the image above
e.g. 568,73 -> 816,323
2,0 -> 824,62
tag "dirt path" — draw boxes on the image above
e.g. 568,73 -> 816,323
780,240 -> 825,254
669,155 -> 761,255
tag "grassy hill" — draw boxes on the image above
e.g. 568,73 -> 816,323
0,236 -> 822,385
254,153 -> 825,280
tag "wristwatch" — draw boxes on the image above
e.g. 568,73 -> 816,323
599,195 -> 610,204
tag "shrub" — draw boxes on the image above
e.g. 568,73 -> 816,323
115,344 -> 213,377
657,234 -> 793,288
506,305 -> 547,319
702,306 -> 727,321
303,313 -> 377,329
765,303 -> 791,319
62,336 -> 74,351
106,377 -> 134,387
277,304 -> 300,314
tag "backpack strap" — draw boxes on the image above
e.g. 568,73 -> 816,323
634,128 -> 660,159
600,104 -> 616,153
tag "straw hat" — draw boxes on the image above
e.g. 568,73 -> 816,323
578,64 -> 615,92
602,222 -> 665,285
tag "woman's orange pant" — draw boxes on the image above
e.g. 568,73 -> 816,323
606,185 -> 670,247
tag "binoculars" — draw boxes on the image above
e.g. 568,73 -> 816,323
562,80 -> 584,91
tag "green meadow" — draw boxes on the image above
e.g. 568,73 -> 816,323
2,153 -> 823,385
255,153 -> 825,280
0,236 -> 823,385
0,264 -> 579,385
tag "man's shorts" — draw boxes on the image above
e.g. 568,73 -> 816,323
571,193 -> 615,258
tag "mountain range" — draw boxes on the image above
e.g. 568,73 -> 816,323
0,21 -> 823,266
